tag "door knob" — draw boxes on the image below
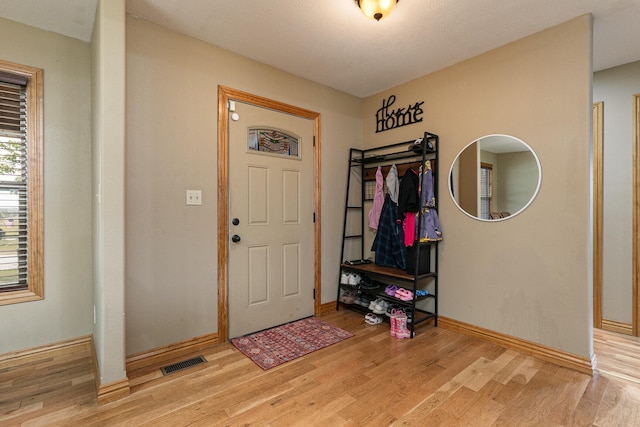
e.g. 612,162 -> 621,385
232,218 -> 240,226
231,234 -> 241,243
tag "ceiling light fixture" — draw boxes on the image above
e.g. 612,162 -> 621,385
356,0 -> 398,21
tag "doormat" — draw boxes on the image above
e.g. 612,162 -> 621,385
231,317 -> 354,370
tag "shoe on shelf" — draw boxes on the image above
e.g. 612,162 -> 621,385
340,272 -> 350,285
373,299 -> 389,314
354,294 -> 363,306
360,277 -> 378,290
339,290 -> 355,304
403,307 -> 413,323
360,294 -> 373,308
395,288 -> 414,301
393,288 -> 406,299
415,289 -> 429,297
385,303 -> 403,317
384,285 -> 398,296
348,273 -> 361,286
368,298 -> 379,311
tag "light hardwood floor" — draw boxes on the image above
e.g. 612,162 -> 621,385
2,311 -> 640,426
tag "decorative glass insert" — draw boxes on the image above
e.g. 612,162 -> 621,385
248,127 -> 300,158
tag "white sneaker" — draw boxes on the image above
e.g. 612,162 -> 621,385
348,273 -> 361,286
373,300 -> 388,314
365,313 -> 382,325
340,272 -> 350,284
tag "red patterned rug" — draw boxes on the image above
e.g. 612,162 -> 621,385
231,317 -> 354,370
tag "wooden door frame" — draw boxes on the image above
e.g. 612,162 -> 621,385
593,102 -> 603,329
594,97 -> 640,337
633,94 -> 640,336
217,86 -> 321,342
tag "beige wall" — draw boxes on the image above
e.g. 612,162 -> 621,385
362,15 -> 593,357
593,60 -> 640,325
125,16 -> 362,354
0,18 -> 93,353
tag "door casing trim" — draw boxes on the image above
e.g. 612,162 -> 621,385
217,86 -> 321,342
633,94 -> 640,336
593,102 -> 603,329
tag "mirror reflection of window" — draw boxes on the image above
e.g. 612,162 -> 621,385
449,135 -> 541,221
479,163 -> 493,220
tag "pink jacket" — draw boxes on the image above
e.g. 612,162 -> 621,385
368,166 -> 384,230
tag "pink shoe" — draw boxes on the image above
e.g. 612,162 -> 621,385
390,308 -> 403,338
394,310 -> 411,339
395,288 -> 414,301
389,313 -> 397,337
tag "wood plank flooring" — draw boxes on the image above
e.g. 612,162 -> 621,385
593,328 -> 640,384
2,311 -> 640,426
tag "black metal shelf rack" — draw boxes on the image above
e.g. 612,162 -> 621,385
336,131 -> 440,338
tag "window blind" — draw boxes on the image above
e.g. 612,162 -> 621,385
479,165 -> 491,220
0,75 -> 28,291
0,80 -> 24,137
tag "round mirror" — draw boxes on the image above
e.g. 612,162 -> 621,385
449,134 -> 541,221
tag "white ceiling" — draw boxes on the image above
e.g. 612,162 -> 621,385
1,0 -> 639,98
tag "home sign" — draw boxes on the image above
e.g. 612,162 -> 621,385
375,95 -> 424,133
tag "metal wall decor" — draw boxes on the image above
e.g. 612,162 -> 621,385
375,95 -> 424,133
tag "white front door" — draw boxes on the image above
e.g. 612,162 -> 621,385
228,101 -> 315,338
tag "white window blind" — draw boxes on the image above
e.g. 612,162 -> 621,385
0,74 -> 28,292
479,164 -> 492,220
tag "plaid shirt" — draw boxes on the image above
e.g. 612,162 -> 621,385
371,194 -> 406,270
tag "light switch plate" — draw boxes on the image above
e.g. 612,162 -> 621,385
186,190 -> 202,205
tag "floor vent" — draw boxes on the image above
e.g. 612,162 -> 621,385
160,355 -> 207,376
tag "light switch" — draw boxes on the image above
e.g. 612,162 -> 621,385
186,190 -> 202,206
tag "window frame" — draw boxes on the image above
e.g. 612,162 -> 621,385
0,59 -> 44,305
479,162 -> 493,220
